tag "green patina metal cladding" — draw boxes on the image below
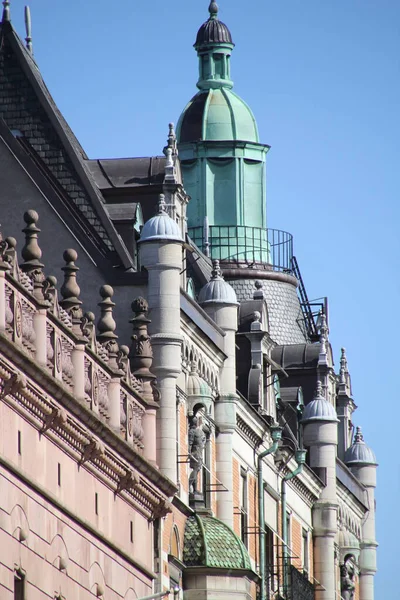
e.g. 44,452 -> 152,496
183,514 -> 251,570
176,5 -> 270,260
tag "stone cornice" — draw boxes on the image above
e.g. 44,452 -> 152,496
0,337 -> 177,518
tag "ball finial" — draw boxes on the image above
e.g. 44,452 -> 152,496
209,1 -> 218,18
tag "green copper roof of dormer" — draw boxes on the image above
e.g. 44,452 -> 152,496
183,514 -> 252,570
177,88 -> 259,144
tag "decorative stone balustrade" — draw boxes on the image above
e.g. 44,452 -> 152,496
0,211 -> 157,459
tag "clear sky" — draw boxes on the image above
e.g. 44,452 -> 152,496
10,0 -> 399,594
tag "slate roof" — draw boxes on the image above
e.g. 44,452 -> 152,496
183,514 -> 251,570
0,19 -> 133,270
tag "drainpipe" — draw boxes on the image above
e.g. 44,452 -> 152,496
258,425 -> 283,600
281,448 -> 307,596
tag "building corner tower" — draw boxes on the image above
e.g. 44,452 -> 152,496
176,1 -> 307,345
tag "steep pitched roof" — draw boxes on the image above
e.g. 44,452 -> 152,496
0,18 -> 133,270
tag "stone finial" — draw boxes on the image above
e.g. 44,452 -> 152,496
24,6 -> 33,54
339,347 -> 348,383
20,210 -> 45,298
211,259 -> 222,279
81,311 -> 96,349
164,147 -> 177,183
209,1 -> 218,19
253,279 -> 264,300
42,275 -> 57,309
129,297 -> 156,400
354,426 -> 364,443
97,285 -> 120,369
157,194 -> 167,214
60,249 -> 83,326
168,122 -> 177,152
318,312 -> 328,365
0,228 -> 10,271
314,380 -> 323,398
2,1 -> 10,22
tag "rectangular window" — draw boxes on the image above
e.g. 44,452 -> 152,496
302,529 -> 309,574
240,468 -> 248,547
130,520 -> 134,543
95,493 -> 98,515
286,512 -> 291,563
265,525 -> 275,597
57,463 -> 61,487
17,430 -> 21,455
14,571 -> 25,600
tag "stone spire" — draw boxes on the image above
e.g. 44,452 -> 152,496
317,312 -> 329,399
339,347 -> 347,385
24,6 -> 33,54
2,1 -> 10,22
97,285 -> 119,369
20,210 -> 45,300
60,249 -> 83,331
167,122 -> 177,154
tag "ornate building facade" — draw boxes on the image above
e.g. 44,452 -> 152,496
0,3 -> 377,600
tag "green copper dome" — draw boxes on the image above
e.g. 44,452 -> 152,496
183,514 -> 252,570
177,88 -> 259,144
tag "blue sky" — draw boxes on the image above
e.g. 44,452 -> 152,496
10,0 -> 399,594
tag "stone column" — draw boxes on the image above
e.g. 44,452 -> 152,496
302,384 -> 339,600
345,430 -> 377,600
139,195 -> 183,483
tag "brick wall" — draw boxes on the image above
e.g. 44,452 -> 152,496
291,517 -> 302,571
232,457 -> 240,536
248,472 -> 257,561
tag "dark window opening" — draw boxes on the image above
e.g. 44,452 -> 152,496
14,571 -> 25,600
57,463 -> 61,487
240,468 -> 248,548
95,493 -> 98,515
17,430 -> 21,455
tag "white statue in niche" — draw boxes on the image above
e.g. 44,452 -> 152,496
188,415 -> 206,495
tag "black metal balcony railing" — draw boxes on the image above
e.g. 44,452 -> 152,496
289,565 -> 315,600
188,225 -> 293,273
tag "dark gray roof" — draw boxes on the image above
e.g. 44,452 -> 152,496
272,343 -> 321,370
105,203 -> 139,221
195,10 -> 233,48
0,20 -> 133,270
86,157 -> 166,190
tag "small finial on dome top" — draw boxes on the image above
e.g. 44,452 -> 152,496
354,426 -> 364,443
315,380 -> 323,398
211,259 -> 222,279
209,1 -> 218,19
2,1 -> 10,22
157,194 -> 167,214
